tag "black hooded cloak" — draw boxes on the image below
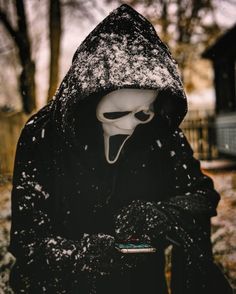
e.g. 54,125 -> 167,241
8,4 -> 232,294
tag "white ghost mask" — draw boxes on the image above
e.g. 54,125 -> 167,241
96,88 -> 157,164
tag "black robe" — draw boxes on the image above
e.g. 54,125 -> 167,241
8,4 -> 232,294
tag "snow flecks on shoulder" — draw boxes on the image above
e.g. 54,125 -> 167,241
41,128 -> 45,138
170,150 -> 176,157
179,131 -> 184,138
150,145 -> 155,151
19,172 -> 50,201
34,183 -> 42,192
34,183 -> 49,199
26,119 -> 34,125
156,140 -> 162,148
48,239 -> 58,245
16,185 -> 24,190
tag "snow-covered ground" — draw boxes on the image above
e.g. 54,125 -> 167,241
208,170 -> 236,291
0,179 -> 14,293
0,170 -> 236,292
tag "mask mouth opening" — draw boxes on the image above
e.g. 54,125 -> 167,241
104,134 -> 130,164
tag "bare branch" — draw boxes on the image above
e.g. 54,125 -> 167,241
0,8 -> 19,44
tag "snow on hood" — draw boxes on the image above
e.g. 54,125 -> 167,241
52,4 -> 187,140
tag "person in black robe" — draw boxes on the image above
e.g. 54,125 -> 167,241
8,4 -> 232,294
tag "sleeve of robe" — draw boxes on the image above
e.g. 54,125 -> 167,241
8,106 -> 95,292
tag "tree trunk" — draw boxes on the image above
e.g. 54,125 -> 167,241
0,0 -> 36,113
15,0 -> 36,113
47,0 -> 62,102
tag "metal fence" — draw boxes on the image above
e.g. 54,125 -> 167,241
181,112 -> 218,160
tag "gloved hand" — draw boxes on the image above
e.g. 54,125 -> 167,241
114,200 -> 171,244
76,233 -> 116,275
76,232 -> 149,276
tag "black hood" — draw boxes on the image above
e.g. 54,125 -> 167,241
52,4 -> 187,140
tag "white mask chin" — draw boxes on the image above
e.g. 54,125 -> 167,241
96,88 -> 157,164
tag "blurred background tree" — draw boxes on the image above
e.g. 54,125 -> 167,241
0,0 -> 99,113
0,0 -> 36,113
47,0 -> 62,102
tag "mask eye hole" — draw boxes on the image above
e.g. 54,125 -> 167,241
103,111 -> 131,119
135,110 -> 151,122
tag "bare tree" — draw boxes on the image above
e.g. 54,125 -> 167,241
47,0 -> 62,102
0,0 -> 36,113
0,0 -> 103,110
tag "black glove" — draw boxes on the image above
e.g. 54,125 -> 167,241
115,200 -> 171,245
73,233 -> 150,294
76,232 -> 148,276
76,233 -> 116,275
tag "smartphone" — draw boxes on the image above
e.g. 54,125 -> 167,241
115,243 -> 156,253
